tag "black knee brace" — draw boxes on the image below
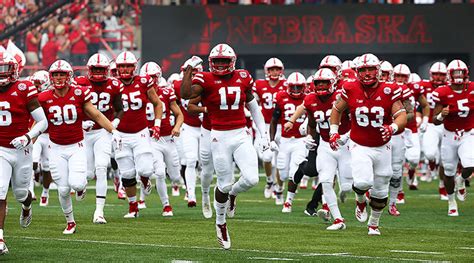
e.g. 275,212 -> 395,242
352,185 -> 367,195
389,177 -> 401,188
369,197 -> 388,210
122,178 -> 137,187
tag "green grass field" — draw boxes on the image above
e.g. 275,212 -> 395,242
3,177 -> 474,262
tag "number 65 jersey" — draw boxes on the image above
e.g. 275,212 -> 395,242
341,81 -> 402,147
39,85 -> 91,145
192,70 -> 253,131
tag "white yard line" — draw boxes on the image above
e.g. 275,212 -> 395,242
390,250 -> 444,255
8,236 -> 435,262
458,247 -> 474,250
248,257 -> 298,261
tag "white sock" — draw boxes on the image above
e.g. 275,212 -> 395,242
439,180 -> 445,188
95,167 -> 108,198
285,191 -> 295,204
59,193 -> 74,223
185,164 -> 197,201
96,197 -> 105,213
389,185 -> 398,206
42,187 -> 49,197
29,175 -> 35,195
155,176 -> 169,206
214,198 -> 227,225
448,193 -> 455,202
128,195 -> 137,203
322,183 -> 342,220
139,184 -> 146,202
368,209 -> 382,227
355,193 -> 367,203
0,229 -> 3,239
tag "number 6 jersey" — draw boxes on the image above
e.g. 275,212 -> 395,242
192,70 -> 253,131
341,81 -> 402,147
38,85 -> 91,145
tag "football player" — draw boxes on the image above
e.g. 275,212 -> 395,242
270,72 -> 307,213
432,59 -> 473,216
114,51 -> 163,218
0,51 -> 48,254
39,60 -> 120,234
253,58 -> 286,199
330,53 -> 407,235
181,44 -> 269,249
75,53 -> 123,224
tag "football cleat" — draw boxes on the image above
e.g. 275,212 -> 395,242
63,222 -> 76,234
39,196 -> 49,207
162,205 -> 173,217
396,191 -> 405,204
368,226 -> 381,236
75,189 -> 87,201
188,200 -> 197,208
388,204 -> 400,216
282,202 -> 292,213
317,204 -> 331,222
304,207 -> 317,217
19,207 -> 32,228
448,200 -> 459,217
202,196 -> 213,219
226,195 -> 236,218
117,187 -> 126,200
138,200 -> 147,209
142,180 -> 152,196
216,223 -> 231,250
124,202 -> 139,218
0,239 -> 8,255
93,211 -> 107,224
439,187 -> 449,201
171,185 -> 180,196
264,184 -> 273,199
327,218 -> 346,231
355,201 -> 368,222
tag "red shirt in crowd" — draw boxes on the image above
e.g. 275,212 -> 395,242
69,30 -> 89,54
42,40 -> 59,67
89,22 -> 102,44
26,32 -> 39,52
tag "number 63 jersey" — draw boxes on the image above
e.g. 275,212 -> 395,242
341,81 -> 402,147
39,85 -> 92,145
192,70 -> 253,131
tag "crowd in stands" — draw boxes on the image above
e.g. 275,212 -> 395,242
0,0 -> 138,72
143,0 -> 472,5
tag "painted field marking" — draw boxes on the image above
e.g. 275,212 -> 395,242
390,250 -> 444,255
248,257 -> 298,261
458,247 -> 474,250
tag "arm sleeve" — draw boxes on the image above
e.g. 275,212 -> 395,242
27,107 -> 48,139
247,98 -> 267,137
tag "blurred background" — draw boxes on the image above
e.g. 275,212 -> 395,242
1,0 -> 473,79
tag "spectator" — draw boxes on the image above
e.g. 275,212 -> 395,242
102,5 -> 121,49
25,26 -> 41,71
42,35 -> 60,68
55,24 -> 71,62
69,21 -> 90,67
88,13 -> 103,57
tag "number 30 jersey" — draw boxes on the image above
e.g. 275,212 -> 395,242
39,85 -> 91,145
117,75 -> 153,133
432,83 -> 474,132
341,81 -> 402,147
74,76 -> 122,130
274,90 -> 306,138
192,70 -> 253,131
252,79 -> 286,124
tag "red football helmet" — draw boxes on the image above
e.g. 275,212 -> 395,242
356,53 -> 380,86
313,68 -> 336,96
0,51 -> 19,86
87,53 -> 110,82
286,72 -> 306,98
208,44 -> 236,76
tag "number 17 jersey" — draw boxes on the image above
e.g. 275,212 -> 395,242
192,70 -> 253,131
341,81 -> 402,147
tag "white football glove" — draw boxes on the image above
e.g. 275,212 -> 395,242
303,135 -> 317,150
111,118 -> 120,129
112,130 -> 122,151
82,120 -> 95,132
259,132 -> 270,153
339,132 -> 350,146
10,135 -> 31,150
419,121 -> 428,133
270,141 -> 279,152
